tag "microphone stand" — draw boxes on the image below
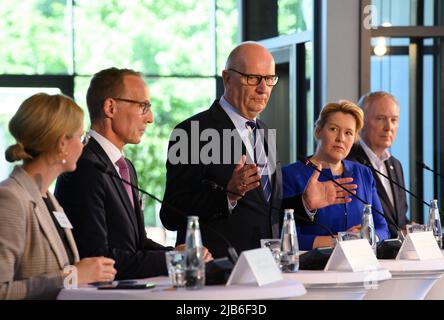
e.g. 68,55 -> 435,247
201,180 -> 337,270
297,156 -> 405,246
417,161 -> 444,217
94,163 -> 239,264
201,179 -> 337,239
358,157 -> 430,208
419,161 -> 444,181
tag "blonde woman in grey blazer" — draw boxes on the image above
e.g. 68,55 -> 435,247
0,93 -> 116,300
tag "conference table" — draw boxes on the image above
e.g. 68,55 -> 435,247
57,276 -> 306,300
57,258 -> 444,300
283,269 -> 392,300
424,250 -> 444,299
364,259 -> 444,300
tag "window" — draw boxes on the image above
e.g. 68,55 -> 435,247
371,0 -> 437,26
0,0 -> 71,74
0,87 -> 61,179
0,1 -> 239,235
278,0 -> 313,35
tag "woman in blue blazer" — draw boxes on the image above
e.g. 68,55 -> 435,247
283,101 -> 390,250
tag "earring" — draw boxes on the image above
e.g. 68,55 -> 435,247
60,151 -> 68,165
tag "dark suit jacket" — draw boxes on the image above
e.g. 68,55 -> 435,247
160,100 -> 303,258
347,143 -> 408,238
55,137 -> 170,280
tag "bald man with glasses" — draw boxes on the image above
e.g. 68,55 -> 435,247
160,42 -> 356,258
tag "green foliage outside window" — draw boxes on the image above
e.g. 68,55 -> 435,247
278,0 -> 312,36
0,0 -> 237,227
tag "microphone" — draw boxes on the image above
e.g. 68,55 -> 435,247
297,156 -> 401,232
93,163 -> 239,265
418,161 -> 444,182
201,179 -> 337,239
202,178 -> 337,270
357,157 -> 430,208
297,156 -> 404,259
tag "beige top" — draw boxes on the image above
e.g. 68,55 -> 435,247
0,166 -> 79,300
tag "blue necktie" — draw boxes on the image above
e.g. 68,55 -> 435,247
246,121 -> 272,202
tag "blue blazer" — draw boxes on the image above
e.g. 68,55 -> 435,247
282,159 -> 390,250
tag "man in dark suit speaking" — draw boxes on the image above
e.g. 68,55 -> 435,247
160,42 -> 357,258
348,91 -> 408,238
54,68 -> 210,280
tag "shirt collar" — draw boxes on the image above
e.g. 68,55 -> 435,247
88,130 -> 124,164
219,96 -> 256,132
359,139 -> 391,167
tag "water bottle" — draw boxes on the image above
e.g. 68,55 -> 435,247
280,209 -> 299,273
427,199 -> 443,249
360,204 -> 377,254
184,216 -> 205,289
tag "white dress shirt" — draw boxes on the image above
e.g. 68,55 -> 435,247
88,130 -> 125,178
219,97 -> 312,214
359,139 -> 395,207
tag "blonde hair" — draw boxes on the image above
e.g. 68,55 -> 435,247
5,93 -> 84,162
314,100 -> 364,141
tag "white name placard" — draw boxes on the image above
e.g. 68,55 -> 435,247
324,239 -> 380,272
396,231 -> 443,260
226,248 -> 283,286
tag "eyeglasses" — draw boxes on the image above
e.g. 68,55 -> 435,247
228,68 -> 278,86
111,97 -> 151,115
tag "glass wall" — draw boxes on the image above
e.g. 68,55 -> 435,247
423,38 -> 435,211
371,0 -> 437,26
305,41 -> 314,155
0,0 -> 238,233
0,87 -> 62,178
278,0 -> 313,35
0,0 -> 71,74
371,37 -> 411,218
370,36 -> 438,221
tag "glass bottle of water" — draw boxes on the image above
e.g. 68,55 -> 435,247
360,204 -> 377,254
184,216 -> 205,289
280,209 -> 299,273
427,199 -> 443,249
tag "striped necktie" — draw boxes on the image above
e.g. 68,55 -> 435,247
246,121 -> 272,202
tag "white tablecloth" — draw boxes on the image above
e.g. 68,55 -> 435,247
364,259 -> 444,300
57,277 -> 306,300
284,269 -> 391,300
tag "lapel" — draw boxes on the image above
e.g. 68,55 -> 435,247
10,167 -> 70,269
47,192 -> 80,263
86,138 -> 140,238
354,144 -> 397,220
385,158 -> 400,220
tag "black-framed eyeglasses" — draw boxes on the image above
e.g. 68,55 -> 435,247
111,97 -> 151,115
228,68 -> 279,86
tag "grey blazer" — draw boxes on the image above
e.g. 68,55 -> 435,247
0,166 -> 79,300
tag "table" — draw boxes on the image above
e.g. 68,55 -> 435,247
283,269 -> 391,300
424,276 -> 444,300
57,276 -> 306,300
424,251 -> 444,299
364,259 -> 444,300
